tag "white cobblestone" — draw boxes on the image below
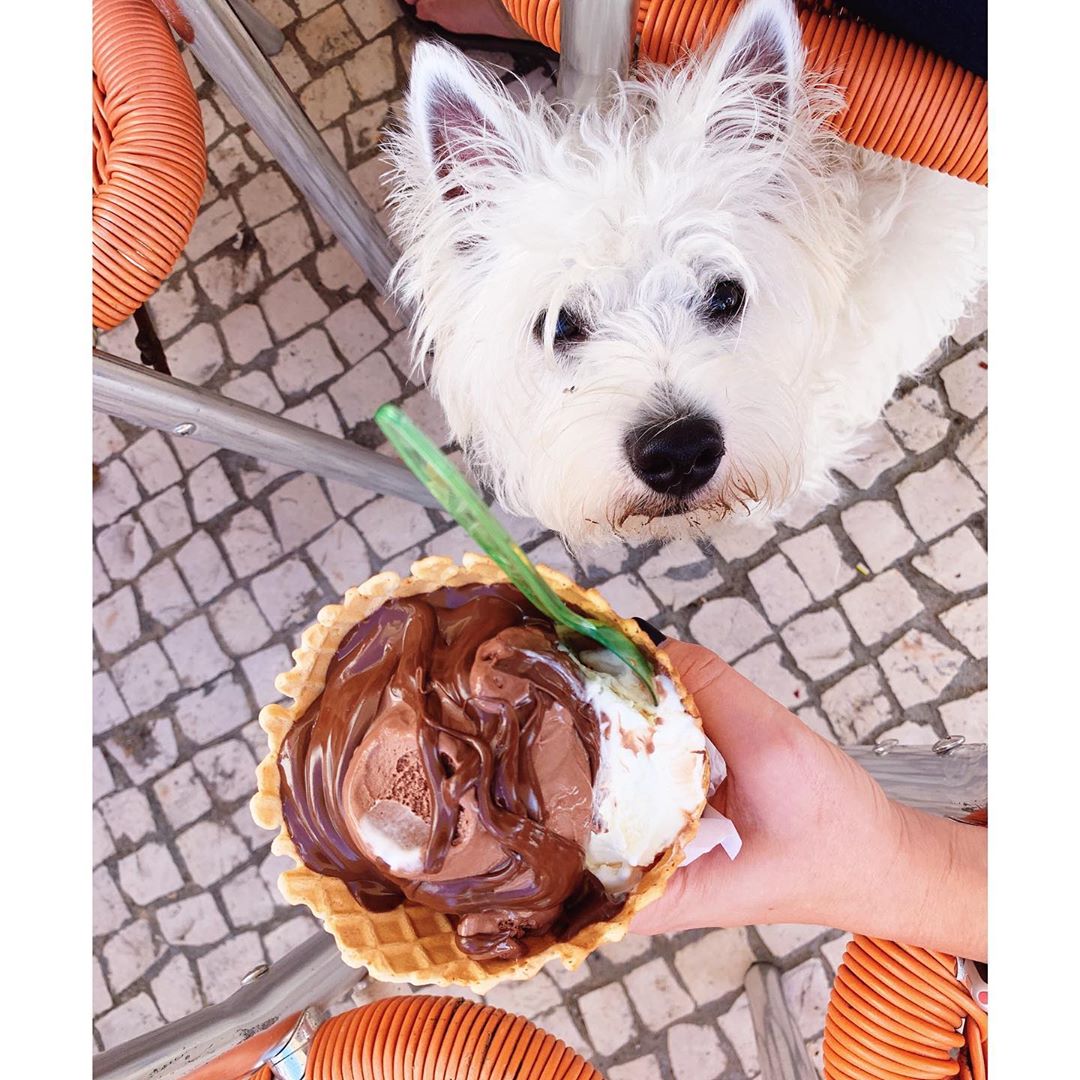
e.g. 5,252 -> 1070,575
94,866 -> 130,936
782,958 -> 832,1038
897,459 -> 984,541
282,392 -> 344,436
256,206 -> 318,274
137,559 -> 196,628
239,169 -> 298,228
780,609 -> 854,679
221,507 -> 284,577
821,666 -> 894,742
820,933 -> 854,975
117,842 -> 184,905
154,762 -> 213,829
748,554 -> 813,625
912,527 -> 987,592
174,674 -> 250,745
343,35 -> 397,102
263,914 -> 320,961
941,347 -> 988,418
176,531 -> 234,603
162,615 -> 232,688
328,350 -> 401,425
97,516 -> 155,582
689,597 -> 771,661
717,994 -> 759,1077
940,594 -> 987,658
242,643 -> 294,704
757,923 -> 830,957
94,586 -> 141,653
93,746 -> 116,802
836,421 -> 905,489
96,993 -> 163,1050
325,297 -> 390,364
272,328 -> 344,398
624,957 -> 695,1030
93,956 -> 112,1016
307,519 -> 372,594
939,689 -> 988,742
94,552 -> 112,601
344,0 -> 398,38
193,739 -> 258,802
156,894 -> 230,947
222,369 -> 286,413
840,500 -> 916,573
533,1005 -> 593,1059
198,932 -> 267,1005
94,459 -> 142,527
221,866 -> 276,928
168,322 -> 227,385
734,643 -> 807,708
251,558 -> 320,628
269,473 -> 336,549
781,526 -> 856,600
93,672 -> 129,735
111,644 -> 180,717
608,1056 -> 663,1080
673,928 -> 755,1005
93,807 -> 114,866
189,456 -> 238,522
211,588 -> 274,654
667,1022 -> 727,1080
177,821 -> 250,887
879,629 -> 965,708
839,570 -> 924,645
956,414 -> 987,491
637,540 -> 723,609
103,919 -> 163,995
260,268 -> 329,339
599,573 -> 660,621
796,704 -> 839,743
297,4 -> 360,62
482,969 -> 562,1019
186,196 -> 242,261
140,485 -> 194,548
99,788 -> 156,846
151,954 -> 203,1022
353,496 -> 436,558
578,981 -> 638,1056
884,384 -> 951,452
220,303 -> 273,366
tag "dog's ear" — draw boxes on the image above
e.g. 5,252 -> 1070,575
405,41 -> 523,199
707,0 -> 804,129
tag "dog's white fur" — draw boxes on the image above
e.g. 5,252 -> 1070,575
385,0 -> 986,547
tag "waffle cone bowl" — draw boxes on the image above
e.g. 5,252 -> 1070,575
251,553 -> 708,993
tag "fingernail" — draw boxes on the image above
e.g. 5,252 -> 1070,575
633,617 -> 666,645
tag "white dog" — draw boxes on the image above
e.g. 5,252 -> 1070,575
385,0 -> 987,547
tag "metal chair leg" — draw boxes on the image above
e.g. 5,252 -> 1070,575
557,0 -> 639,108
228,0 -> 285,56
93,351 -> 440,509
173,0 -> 401,305
745,963 -> 819,1080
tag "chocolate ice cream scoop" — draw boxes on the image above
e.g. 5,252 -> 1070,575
277,583 -> 619,960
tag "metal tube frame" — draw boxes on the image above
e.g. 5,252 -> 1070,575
557,0 -> 639,108
228,0 -> 286,57
745,963 -> 820,1080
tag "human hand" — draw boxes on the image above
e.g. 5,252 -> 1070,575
633,639 -> 987,960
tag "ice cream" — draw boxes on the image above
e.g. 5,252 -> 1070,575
271,578 -> 707,964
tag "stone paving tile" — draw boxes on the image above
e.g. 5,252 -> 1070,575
92,6 -> 988,1065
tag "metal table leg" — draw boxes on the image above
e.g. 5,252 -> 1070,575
173,0 -> 401,303
745,963 -> 819,1080
94,351 -> 440,509
229,0 -> 286,56
557,0 -> 639,108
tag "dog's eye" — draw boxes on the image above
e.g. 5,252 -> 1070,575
534,307 -> 587,347
704,280 -> 746,324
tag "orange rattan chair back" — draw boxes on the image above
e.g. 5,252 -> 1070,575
502,0 -> 987,184
247,995 -> 604,1080
92,0 -> 206,331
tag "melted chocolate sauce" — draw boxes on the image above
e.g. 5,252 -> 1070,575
277,584 -> 626,960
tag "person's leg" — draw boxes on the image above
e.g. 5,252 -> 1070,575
402,0 -> 528,39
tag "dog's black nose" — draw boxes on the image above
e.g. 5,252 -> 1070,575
626,415 -> 725,497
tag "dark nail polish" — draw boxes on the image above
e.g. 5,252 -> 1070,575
633,617 -> 666,645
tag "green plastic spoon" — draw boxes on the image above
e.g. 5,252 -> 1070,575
374,403 -> 657,703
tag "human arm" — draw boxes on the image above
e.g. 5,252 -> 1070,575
631,639 -> 987,960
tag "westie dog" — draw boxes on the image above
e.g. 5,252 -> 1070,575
385,0 -> 987,547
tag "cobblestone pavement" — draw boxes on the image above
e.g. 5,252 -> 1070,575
91,3 -> 988,1075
